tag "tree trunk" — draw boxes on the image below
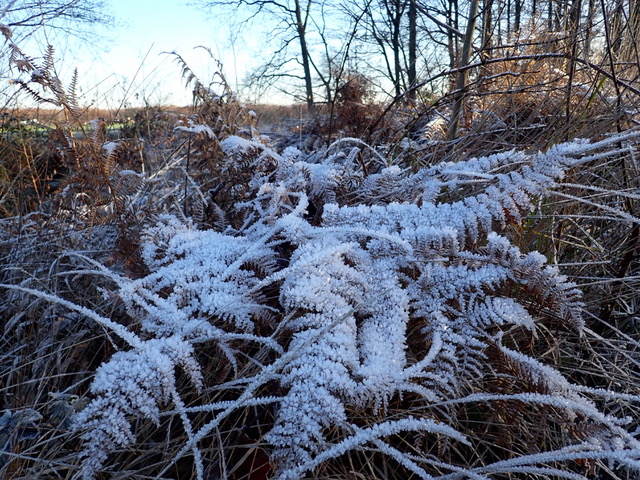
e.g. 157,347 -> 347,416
391,0 -> 404,99
408,0 -> 417,100
447,0 -> 480,140
295,0 -> 315,112
584,0 -> 597,57
480,0 -> 493,90
481,0 -> 493,56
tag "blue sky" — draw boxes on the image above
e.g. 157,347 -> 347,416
45,0 -> 254,108
90,0 -> 249,107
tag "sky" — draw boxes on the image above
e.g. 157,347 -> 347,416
17,0 -> 260,109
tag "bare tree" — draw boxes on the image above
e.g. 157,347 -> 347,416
1,0 -> 113,107
1,0 -> 112,40
196,0 -> 327,112
359,0 -> 410,99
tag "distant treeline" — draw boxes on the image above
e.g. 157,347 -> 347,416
2,104 -> 308,127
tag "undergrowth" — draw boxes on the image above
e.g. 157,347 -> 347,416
2,23 -> 640,480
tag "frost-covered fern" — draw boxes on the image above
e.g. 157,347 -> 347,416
10,129 -> 640,479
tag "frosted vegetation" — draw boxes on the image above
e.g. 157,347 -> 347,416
2,19 -> 640,480
78,131 -> 640,480
5,124 -> 640,479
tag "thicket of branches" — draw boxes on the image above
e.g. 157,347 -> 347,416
197,0 -> 639,128
1,4 -> 640,480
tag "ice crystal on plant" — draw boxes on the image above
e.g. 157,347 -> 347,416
174,120 -> 216,139
73,337 -> 202,479
67,130 -> 640,480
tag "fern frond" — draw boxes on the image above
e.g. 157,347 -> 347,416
66,68 -> 81,120
19,127 -> 639,480
10,79 -> 51,105
43,44 -> 55,73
